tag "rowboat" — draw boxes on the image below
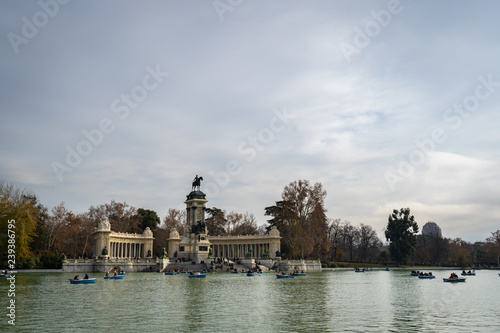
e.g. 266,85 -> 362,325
256,271 -> 264,274
276,274 -> 294,279
231,271 -> 239,274
70,278 -> 96,284
164,272 -> 177,275
385,268 -> 391,271
410,273 -> 419,276
293,273 -> 306,276
188,273 -> 206,278
443,278 -> 466,283
118,272 -> 126,275
104,275 -> 124,280
0,274 -> 10,278
180,271 -> 192,274
247,273 -> 255,277
461,273 -> 475,276
418,275 -> 435,279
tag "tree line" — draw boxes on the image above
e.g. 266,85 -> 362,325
1,180 -> 499,268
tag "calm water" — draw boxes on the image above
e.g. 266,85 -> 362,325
1,270 -> 499,332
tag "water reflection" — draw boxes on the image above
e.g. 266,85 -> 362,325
1,270 -> 499,332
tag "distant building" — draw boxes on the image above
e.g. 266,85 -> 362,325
422,221 -> 442,238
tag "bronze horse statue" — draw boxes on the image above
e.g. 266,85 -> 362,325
192,175 -> 203,191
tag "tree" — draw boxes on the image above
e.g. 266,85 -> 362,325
231,212 -> 259,235
327,218 -> 343,261
163,208 -> 187,236
342,221 -> 358,262
486,230 -> 500,267
358,223 -> 382,263
385,208 -> 419,264
205,207 -> 227,236
0,182 -> 39,262
266,180 -> 328,259
136,208 -> 160,231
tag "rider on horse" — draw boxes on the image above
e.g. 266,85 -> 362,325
192,175 -> 203,191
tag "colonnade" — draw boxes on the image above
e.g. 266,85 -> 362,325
211,242 -> 271,259
109,242 -> 145,258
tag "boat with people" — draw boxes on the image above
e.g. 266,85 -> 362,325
164,272 -> 177,275
104,275 -> 124,280
443,273 -> 466,282
69,278 -> 96,284
417,272 -> 435,279
0,274 -> 10,278
354,268 -> 365,273
276,273 -> 294,279
292,270 -> 306,276
247,272 -> 255,277
188,272 -> 206,278
461,270 -> 476,276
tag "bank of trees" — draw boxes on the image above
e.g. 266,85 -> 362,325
2,181 -> 500,268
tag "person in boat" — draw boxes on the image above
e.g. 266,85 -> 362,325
429,272 -> 433,276
84,273 -> 89,280
105,271 -> 109,277
74,275 -> 79,280
462,270 -> 466,274
467,270 -> 472,274
3,269 -> 8,275
113,271 -> 117,277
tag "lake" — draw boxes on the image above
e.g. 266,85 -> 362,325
1,269 -> 499,332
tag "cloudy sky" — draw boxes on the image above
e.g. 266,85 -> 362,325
1,0 -> 499,242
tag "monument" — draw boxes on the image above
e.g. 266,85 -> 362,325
176,175 -> 211,262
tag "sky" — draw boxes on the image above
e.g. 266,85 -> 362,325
1,0 -> 499,242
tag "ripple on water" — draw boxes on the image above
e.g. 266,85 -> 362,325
2,270 -> 499,332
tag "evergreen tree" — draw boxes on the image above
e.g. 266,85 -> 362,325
385,208 -> 419,264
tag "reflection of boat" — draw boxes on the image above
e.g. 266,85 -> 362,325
164,272 -> 177,275
443,278 -> 466,283
418,275 -> 435,279
276,274 -> 294,279
70,278 -> 96,284
188,273 -> 206,278
104,275 -> 124,280
0,274 -> 10,278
